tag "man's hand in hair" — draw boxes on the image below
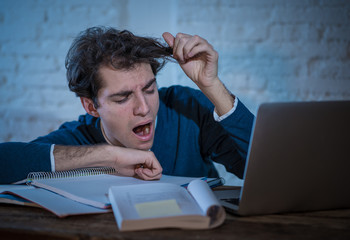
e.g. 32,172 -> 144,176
162,32 -> 235,117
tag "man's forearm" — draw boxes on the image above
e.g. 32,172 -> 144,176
54,144 -> 116,171
199,77 -> 235,117
53,144 -> 163,180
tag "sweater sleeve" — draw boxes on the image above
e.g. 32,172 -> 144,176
0,128 -> 90,184
200,97 -> 255,179
0,115 -> 104,184
0,142 -> 52,184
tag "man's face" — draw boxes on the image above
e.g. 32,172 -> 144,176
96,63 -> 159,150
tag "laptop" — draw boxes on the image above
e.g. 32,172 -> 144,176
214,101 -> 350,216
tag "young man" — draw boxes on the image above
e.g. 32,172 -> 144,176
0,27 -> 254,184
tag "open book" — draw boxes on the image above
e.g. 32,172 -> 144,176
26,167 -> 209,209
108,179 -> 226,231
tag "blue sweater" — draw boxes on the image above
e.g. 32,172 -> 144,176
0,86 -> 254,183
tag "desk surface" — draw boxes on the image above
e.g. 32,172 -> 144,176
1,204 -> 350,240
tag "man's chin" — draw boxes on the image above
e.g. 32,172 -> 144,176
130,141 -> 154,151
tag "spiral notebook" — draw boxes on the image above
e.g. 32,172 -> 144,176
26,167 -> 208,209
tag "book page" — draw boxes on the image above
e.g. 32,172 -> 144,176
2,187 -> 110,217
31,174 -> 144,208
0,185 -> 39,207
0,184 -> 34,192
187,179 -> 226,227
134,199 -> 182,218
29,174 -> 203,208
0,193 -> 39,207
109,183 -> 203,221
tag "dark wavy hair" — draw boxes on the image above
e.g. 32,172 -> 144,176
65,26 -> 173,107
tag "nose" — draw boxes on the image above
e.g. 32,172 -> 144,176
133,92 -> 150,116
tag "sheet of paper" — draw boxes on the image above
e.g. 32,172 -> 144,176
135,199 -> 182,218
29,174 -> 203,208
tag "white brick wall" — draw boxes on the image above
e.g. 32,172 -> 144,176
0,0 -> 349,142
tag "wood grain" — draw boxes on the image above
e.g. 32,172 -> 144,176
1,204 -> 350,240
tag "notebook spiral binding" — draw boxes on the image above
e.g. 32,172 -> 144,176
26,167 -> 116,184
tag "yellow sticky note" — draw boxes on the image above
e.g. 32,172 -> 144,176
135,199 -> 182,218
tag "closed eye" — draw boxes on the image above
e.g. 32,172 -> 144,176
143,78 -> 157,94
145,88 -> 155,94
113,93 -> 131,104
109,78 -> 156,104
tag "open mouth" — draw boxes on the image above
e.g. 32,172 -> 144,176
133,123 -> 151,136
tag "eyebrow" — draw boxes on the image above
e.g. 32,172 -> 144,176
108,78 -> 157,98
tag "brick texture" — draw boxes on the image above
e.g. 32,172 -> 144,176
1,0 -> 349,142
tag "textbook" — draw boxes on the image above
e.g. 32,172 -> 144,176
26,167 -> 209,209
0,184 -> 39,208
108,179 -> 226,231
0,185 -> 110,217
0,193 -> 39,208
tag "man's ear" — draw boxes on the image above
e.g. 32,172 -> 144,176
80,97 -> 100,117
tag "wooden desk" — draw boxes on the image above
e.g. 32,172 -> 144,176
1,204 -> 350,240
